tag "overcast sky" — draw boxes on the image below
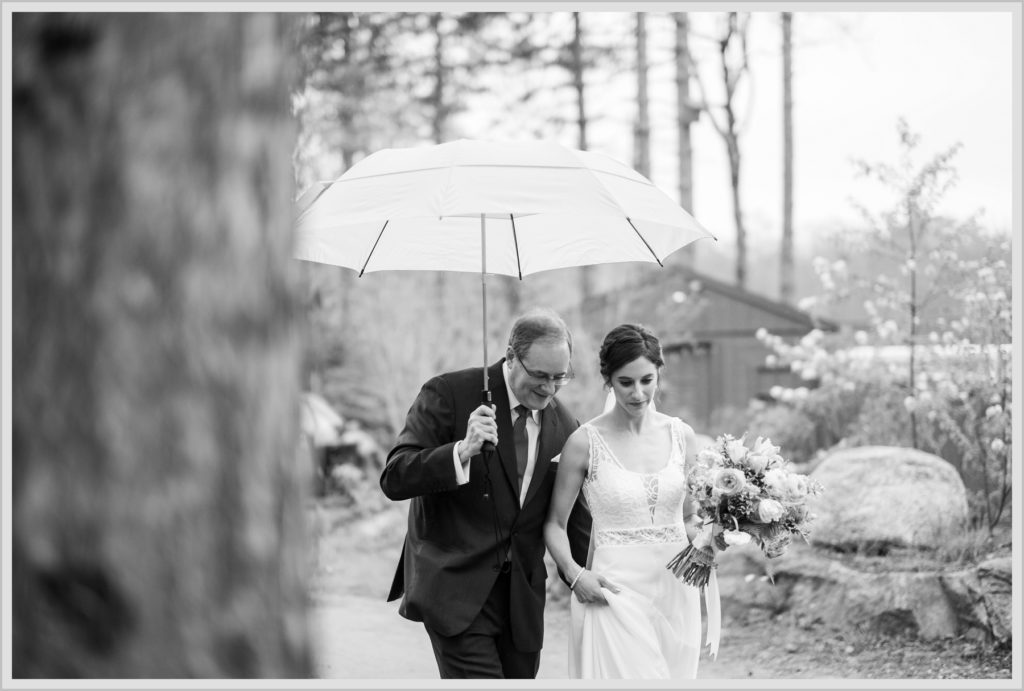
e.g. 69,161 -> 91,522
459,8 -> 1016,256
664,10 -> 1001,252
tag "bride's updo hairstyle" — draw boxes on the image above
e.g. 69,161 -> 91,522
598,323 -> 664,383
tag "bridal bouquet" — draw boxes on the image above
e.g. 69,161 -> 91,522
666,434 -> 823,588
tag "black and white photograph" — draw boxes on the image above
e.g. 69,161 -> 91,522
2,3 -> 1020,685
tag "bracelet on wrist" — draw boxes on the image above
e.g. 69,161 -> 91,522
569,566 -> 586,590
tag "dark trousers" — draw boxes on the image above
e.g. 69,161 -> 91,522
424,566 -> 541,679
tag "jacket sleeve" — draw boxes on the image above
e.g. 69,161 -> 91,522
379,375 -> 464,501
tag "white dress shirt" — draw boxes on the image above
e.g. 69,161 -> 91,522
453,361 -> 540,506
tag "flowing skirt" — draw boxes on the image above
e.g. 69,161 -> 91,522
568,539 -> 703,679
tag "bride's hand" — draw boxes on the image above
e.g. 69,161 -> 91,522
571,568 -> 620,605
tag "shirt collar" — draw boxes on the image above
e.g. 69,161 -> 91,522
503,360 -> 539,424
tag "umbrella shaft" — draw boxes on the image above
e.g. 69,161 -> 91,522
481,213 -> 488,392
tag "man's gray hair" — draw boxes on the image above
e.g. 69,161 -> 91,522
507,308 -> 573,360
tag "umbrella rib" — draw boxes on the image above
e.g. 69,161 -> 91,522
359,220 -> 389,277
626,217 -> 663,267
510,213 -> 522,280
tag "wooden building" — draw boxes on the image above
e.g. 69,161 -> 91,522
580,265 -> 837,429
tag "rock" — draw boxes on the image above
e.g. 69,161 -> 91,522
940,568 -> 989,638
713,540 -> 799,611
772,548 -> 960,640
807,446 -> 969,551
978,557 -> 1012,644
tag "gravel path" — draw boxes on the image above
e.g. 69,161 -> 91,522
307,501 -> 1013,682
309,503 -> 744,680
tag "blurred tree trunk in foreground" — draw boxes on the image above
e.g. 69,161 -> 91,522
12,13 -> 310,677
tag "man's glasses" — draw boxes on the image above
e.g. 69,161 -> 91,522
516,358 -> 575,386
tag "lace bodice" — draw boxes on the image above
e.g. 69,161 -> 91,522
582,418 -> 689,547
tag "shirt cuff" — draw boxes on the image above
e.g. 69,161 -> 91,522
453,440 -> 471,485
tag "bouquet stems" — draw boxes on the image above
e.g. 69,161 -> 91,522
666,523 -> 717,588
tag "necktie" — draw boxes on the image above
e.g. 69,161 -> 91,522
513,405 -> 530,493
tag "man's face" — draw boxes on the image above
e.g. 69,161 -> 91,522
507,339 -> 572,411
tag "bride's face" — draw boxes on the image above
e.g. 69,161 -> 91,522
609,356 -> 659,416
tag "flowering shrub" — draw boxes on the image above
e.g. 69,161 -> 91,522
755,123 -> 1012,530
759,254 -> 1009,526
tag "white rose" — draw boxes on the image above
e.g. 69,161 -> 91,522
756,498 -> 785,523
723,530 -> 752,547
762,468 -> 787,494
725,438 -> 749,462
784,474 -> 809,499
697,447 -> 723,466
750,437 -> 780,458
712,468 -> 747,496
746,454 -> 769,474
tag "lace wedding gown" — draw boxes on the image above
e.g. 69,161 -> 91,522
569,418 -> 717,679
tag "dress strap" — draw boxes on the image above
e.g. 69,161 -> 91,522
582,423 -> 600,483
670,417 -> 688,467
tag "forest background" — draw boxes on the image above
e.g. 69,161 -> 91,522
294,9 -> 1014,440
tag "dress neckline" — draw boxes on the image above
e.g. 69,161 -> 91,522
587,420 -> 679,476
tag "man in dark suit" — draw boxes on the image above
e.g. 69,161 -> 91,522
380,308 -> 591,679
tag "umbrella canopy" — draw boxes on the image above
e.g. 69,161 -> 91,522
294,138 -> 716,278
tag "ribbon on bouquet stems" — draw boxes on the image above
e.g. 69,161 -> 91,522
666,519 -> 721,659
705,568 -> 721,659
666,519 -> 717,587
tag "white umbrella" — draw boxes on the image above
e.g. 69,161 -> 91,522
294,138 -> 716,393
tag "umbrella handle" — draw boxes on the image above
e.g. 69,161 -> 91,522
481,389 -> 495,454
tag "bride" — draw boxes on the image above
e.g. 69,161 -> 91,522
543,323 -> 720,679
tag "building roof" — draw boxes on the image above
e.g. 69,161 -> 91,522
581,264 -> 838,347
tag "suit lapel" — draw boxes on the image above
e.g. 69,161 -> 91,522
523,398 -> 561,507
488,360 -> 520,498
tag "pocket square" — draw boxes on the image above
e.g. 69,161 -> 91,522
550,454 -> 561,464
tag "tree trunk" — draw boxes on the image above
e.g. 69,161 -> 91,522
728,135 -> 747,289
429,12 -> 447,146
429,12 -> 450,370
572,12 -> 594,303
632,12 -> 651,287
907,199 -> 919,450
716,12 -> 749,289
780,12 -> 795,303
572,12 -> 588,153
633,12 -> 651,179
673,13 -> 699,267
12,13 -> 311,677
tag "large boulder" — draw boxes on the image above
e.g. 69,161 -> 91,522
807,446 -> 969,551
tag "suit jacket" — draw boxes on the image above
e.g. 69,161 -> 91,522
380,359 -> 591,653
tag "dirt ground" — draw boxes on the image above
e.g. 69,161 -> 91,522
307,500 -> 1014,683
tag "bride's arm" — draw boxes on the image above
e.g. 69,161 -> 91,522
679,419 -> 703,543
544,428 -> 619,605
543,428 -> 589,587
